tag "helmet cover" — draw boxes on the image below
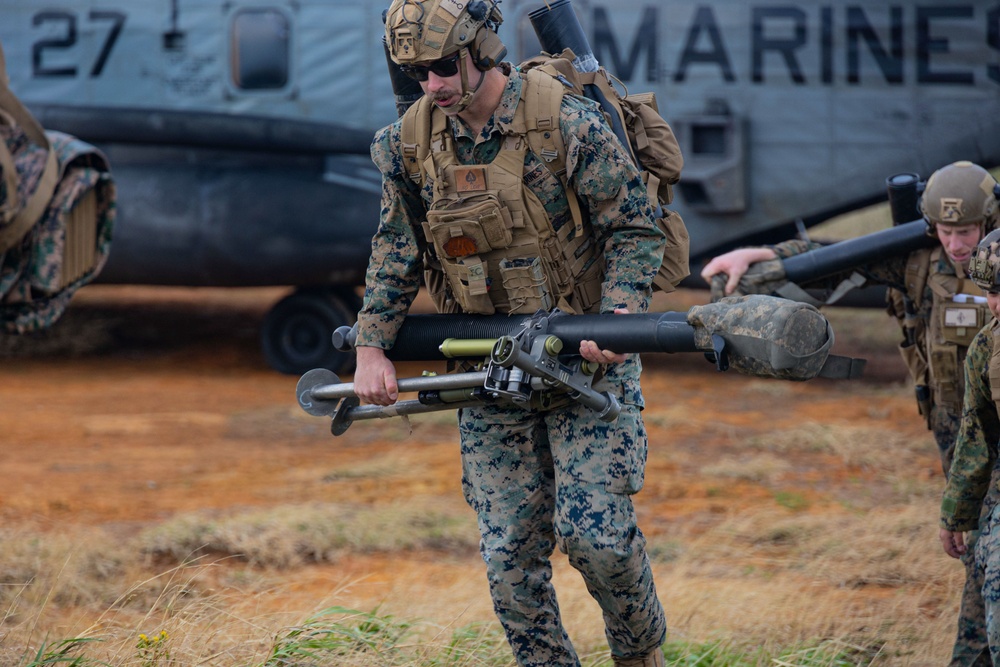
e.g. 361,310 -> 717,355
920,161 -> 999,230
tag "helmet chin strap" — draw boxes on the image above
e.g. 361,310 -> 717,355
447,47 -> 486,114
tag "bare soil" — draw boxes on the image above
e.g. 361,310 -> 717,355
0,285 -> 960,663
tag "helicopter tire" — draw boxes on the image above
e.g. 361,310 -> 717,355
260,288 -> 358,375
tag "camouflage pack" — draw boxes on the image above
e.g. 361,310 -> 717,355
0,45 -> 58,254
0,42 -> 115,334
518,48 -> 689,293
687,294 -> 865,380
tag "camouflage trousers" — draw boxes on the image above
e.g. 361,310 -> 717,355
935,405 -> 991,666
952,535 -> 991,667
974,501 -> 1000,666
458,398 -> 666,667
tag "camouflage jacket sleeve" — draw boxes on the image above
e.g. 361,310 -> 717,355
768,239 -> 823,260
354,122 -> 426,349
767,238 -> 909,292
941,324 -> 1000,531
561,95 -> 665,314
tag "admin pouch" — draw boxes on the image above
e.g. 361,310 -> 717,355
686,295 -> 866,381
0,42 -> 115,333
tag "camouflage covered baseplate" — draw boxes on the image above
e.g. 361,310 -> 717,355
687,294 -> 836,381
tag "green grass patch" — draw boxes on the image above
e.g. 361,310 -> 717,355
774,491 -> 810,511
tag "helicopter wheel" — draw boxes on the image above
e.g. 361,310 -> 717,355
260,288 -> 359,375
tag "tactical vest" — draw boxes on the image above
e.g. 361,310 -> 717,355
400,67 -> 683,315
893,246 -> 991,410
401,67 -> 689,314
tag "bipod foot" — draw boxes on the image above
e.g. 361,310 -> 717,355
297,368 -> 342,417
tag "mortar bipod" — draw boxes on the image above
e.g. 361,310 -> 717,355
296,368 -> 487,436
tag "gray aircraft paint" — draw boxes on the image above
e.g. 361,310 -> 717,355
3,1 -> 998,259
1,0 -> 997,373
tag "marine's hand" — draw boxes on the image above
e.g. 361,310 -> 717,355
700,247 -> 779,296
353,346 -> 399,406
939,528 -> 967,559
579,308 -> 628,365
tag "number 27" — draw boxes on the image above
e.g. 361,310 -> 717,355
32,10 -> 127,78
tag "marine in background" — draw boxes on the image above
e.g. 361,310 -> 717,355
940,228 -> 1000,666
703,160 -> 1000,667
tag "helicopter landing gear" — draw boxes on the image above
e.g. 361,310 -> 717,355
260,287 -> 361,375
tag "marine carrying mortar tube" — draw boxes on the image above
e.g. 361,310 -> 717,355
780,219 -> 937,285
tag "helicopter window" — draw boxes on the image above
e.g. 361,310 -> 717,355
691,124 -> 727,156
230,9 -> 290,90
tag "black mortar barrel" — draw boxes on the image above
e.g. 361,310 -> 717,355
333,312 -> 696,360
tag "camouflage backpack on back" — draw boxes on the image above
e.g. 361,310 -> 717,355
518,48 -> 689,293
0,41 -> 115,334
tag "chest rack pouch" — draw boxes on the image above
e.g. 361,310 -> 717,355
424,192 -> 513,259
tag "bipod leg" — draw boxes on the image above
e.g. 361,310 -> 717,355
331,397 -> 482,436
297,367 -> 490,436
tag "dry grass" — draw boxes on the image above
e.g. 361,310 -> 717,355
135,501 -> 480,568
746,421 -> 928,472
3,194 -> 989,665
652,506 -> 958,665
0,485 -> 964,666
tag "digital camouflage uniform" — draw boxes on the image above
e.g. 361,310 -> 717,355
942,320 -> 1000,665
357,67 -> 667,666
769,239 -> 994,667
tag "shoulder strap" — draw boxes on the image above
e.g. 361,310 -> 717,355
0,42 -> 59,253
399,95 -> 434,186
520,68 -> 584,236
904,246 -> 933,308
989,319 -> 1000,403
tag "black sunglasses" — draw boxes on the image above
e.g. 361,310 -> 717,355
398,51 -> 462,82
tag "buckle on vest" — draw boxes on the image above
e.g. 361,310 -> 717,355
539,148 -> 559,163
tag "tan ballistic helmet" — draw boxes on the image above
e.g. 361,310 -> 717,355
968,228 -> 1000,292
920,161 -> 1000,231
384,0 -> 505,69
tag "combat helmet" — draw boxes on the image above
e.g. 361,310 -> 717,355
968,228 -> 1000,292
920,161 -> 1000,232
384,0 -> 506,70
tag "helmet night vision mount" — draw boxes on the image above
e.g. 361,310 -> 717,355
384,0 -> 505,69
969,227 -> 1000,292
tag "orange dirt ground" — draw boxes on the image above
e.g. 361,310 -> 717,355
0,284 -> 958,661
